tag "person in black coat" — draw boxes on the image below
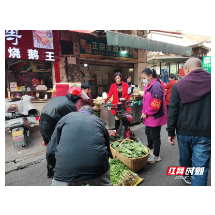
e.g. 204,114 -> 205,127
39,86 -> 89,178
47,105 -> 113,186
166,58 -> 211,186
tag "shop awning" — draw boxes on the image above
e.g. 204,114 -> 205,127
147,56 -> 190,64
106,31 -> 192,56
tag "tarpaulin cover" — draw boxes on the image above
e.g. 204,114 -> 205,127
5,95 -> 40,126
106,31 -> 192,56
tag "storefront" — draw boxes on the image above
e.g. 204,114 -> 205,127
5,30 -> 60,100
58,30 -> 192,128
147,56 -> 190,83
79,37 -> 138,98
77,37 -> 143,128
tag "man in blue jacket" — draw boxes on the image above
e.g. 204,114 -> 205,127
167,58 -> 211,186
47,105 -> 113,186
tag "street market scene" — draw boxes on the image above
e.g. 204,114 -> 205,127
5,30 -> 211,187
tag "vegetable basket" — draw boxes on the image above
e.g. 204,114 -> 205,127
110,140 -> 150,172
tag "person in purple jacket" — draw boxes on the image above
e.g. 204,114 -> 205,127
141,68 -> 167,163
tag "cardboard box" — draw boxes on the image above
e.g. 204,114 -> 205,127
10,82 -> 17,91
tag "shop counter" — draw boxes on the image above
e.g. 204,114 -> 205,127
7,88 -> 52,101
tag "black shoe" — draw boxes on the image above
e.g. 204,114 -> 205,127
47,170 -> 52,178
47,166 -> 53,178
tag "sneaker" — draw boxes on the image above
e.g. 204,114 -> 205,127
179,175 -> 191,185
146,149 -> 153,159
149,149 -> 153,155
147,154 -> 161,163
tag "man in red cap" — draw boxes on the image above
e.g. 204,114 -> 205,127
39,86 -> 89,178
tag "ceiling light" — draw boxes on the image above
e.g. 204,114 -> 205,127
84,64 -> 88,67
129,68 -> 133,72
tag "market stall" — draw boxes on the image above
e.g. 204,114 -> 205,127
6,60 -> 54,100
100,87 -> 143,129
5,30 -> 60,100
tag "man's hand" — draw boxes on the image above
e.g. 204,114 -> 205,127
93,106 -> 102,112
141,113 -> 147,119
165,89 -> 167,92
168,136 -> 176,145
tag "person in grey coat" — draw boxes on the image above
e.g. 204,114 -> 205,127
47,105 -> 113,186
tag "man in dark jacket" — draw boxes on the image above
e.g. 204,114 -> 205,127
166,58 -> 211,186
47,105 -> 113,186
39,86 -> 89,178
76,82 -> 101,112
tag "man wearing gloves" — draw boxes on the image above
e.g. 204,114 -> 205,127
47,105 -> 113,186
167,58 -> 211,186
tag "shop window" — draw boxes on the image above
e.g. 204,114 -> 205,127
7,60 -> 53,91
170,63 -> 177,74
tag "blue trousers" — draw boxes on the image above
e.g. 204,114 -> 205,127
177,135 -> 211,186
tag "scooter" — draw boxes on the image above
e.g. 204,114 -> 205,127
5,95 -> 40,147
102,86 -> 137,140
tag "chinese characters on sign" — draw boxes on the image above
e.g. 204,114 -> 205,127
45,52 -> 55,61
5,30 -> 22,45
8,48 -> 55,61
8,47 -> 21,58
28,49 -> 39,60
79,38 -> 138,62
6,30 -> 57,61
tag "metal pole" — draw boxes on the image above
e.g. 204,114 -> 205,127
169,63 -> 171,74
178,62 -> 179,76
160,62 -> 161,75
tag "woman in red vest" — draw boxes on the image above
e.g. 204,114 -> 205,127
165,74 -> 177,113
105,72 -> 131,132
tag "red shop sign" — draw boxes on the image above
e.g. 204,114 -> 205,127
5,30 -> 60,62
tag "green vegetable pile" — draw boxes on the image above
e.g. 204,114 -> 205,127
109,159 -> 138,186
94,111 -> 100,118
109,133 -> 122,142
111,139 -> 149,159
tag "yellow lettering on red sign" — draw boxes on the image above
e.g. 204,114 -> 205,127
150,98 -> 162,110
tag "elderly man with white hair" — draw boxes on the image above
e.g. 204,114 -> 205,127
166,58 -> 211,186
47,105 -> 113,186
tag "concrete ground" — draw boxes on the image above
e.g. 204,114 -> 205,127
5,102 -> 47,165
5,115 -> 211,186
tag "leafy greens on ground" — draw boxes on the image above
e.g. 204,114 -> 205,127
109,159 -> 138,186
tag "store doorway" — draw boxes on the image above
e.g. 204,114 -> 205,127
80,63 -> 134,98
